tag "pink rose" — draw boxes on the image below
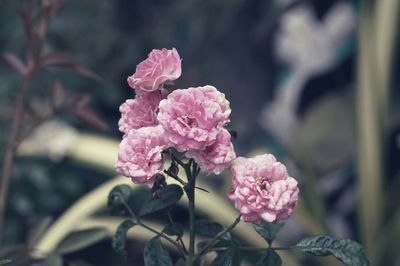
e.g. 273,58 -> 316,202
228,154 -> 299,223
187,129 -> 236,174
127,48 -> 181,92
157,85 -> 231,152
115,125 -> 168,184
118,90 -> 165,134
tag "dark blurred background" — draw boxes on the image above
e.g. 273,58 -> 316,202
0,0 -> 399,265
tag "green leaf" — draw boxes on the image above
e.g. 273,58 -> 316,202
112,220 -> 136,260
254,221 -> 285,244
256,249 -> 282,266
139,184 -> 183,217
195,220 -> 224,238
296,235 -> 369,266
56,228 -> 108,254
210,248 -> 235,266
108,184 -> 133,216
163,223 -> 184,239
143,237 -> 173,266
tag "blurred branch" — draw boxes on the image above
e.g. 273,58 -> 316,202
40,52 -> 103,82
0,0 -> 102,240
0,82 -> 30,237
3,53 -> 28,76
356,0 -> 399,255
356,0 -> 383,255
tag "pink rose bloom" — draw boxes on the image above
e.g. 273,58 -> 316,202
187,129 -> 236,175
127,48 -> 181,92
118,91 -> 164,134
157,85 -> 231,152
116,125 -> 168,184
228,154 -> 299,223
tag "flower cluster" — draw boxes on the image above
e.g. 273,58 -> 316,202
117,48 -> 236,184
116,48 -> 299,223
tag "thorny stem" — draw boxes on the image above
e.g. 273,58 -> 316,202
194,215 -> 241,261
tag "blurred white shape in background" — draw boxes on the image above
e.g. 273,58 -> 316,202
260,2 -> 355,147
18,120 -> 79,161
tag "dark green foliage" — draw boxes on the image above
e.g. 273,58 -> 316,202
255,249 -> 282,266
108,185 -> 133,216
163,223 -> 184,239
254,221 -> 285,244
143,237 -> 173,266
139,184 -> 183,217
112,219 -> 136,260
56,228 -> 108,254
195,220 -> 224,238
296,235 -> 369,266
210,248 -> 235,266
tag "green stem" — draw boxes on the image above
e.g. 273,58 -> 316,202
123,202 -> 185,257
186,181 -> 196,266
136,219 -> 185,256
204,245 -> 293,254
168,209 -> 188,255
195,215 -> 241,261
164,169 -> 187,186
184,160 -> 199,266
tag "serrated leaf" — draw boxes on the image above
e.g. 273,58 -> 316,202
143,237 -> 173,266
256,249 -> 282,266
210,248 -> 235,266
108,185 -> 133,216
195,220 -> 223,238
56,228 -> 108,254
254,221 -> 285,244
296,235 -> 369,266
139,184 -> 183,217
163,223 -> 184,239
112,220 -> 136,260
